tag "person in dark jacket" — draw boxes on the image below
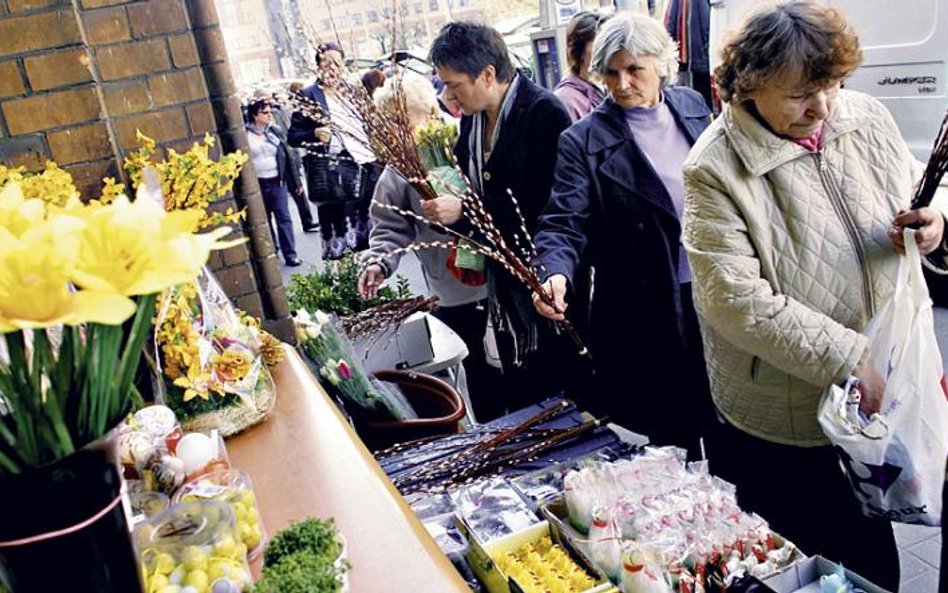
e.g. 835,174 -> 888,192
663,0 -> 712,108
246,99 -> 303,266
288,43 -> 374,260
533,12 -> 714,456
554,11 -> 610,122
427,22 -> 578,415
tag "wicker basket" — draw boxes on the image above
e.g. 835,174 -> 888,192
178,377 -> 277,437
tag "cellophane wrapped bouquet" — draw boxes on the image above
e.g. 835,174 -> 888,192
415,118 -> 485,285
294,309 -> 415,422
154,269 -> 278,436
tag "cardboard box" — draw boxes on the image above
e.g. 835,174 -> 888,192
459,518 -> 618,593
761,556 -> 890,593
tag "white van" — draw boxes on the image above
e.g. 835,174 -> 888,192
709,0 -> 948,159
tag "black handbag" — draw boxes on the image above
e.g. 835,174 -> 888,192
308,151 -> 359,204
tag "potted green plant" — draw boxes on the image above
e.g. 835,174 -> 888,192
286,252 -> 412,317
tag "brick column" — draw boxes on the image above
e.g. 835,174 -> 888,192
0,0 -> 295,343
186,0 -> 294,342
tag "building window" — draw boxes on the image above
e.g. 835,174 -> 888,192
414,2 -> 423,14
351,12 -> 363,26
429,0 -> 439,10
336,15 -> 348,28
320,19 -> 331,31
367,9 -> 379,23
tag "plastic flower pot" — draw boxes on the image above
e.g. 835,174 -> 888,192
361,369 -> 466,452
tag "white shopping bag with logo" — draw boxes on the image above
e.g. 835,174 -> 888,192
819,229 -> 948,525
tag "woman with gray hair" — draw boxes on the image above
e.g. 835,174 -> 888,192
358,73 -> 499,421
532,12 -> 714,457
683,1 -> 948,586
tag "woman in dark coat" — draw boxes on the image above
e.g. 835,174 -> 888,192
533,12 -> 713,456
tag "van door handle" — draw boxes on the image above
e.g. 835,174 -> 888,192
710,0 -> 726,6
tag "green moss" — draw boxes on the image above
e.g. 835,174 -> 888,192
253,551 -> 344,593
254,517 -> 347,593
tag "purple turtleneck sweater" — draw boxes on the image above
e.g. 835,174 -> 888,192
624,97 -> 693,284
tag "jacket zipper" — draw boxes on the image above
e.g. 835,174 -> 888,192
814,151 -> 875,319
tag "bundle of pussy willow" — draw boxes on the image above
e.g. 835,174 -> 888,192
375,401 -> 604,494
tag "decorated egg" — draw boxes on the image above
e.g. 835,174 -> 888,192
135,405 -> 179,438
176,433 -> 216,475
155,454 -> 187,493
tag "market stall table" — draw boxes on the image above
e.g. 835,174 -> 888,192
226,344 -> 470,591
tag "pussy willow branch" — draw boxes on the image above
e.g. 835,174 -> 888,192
276,17 -> 589,358
911,108 -> 948,209
341,295 -> 439,340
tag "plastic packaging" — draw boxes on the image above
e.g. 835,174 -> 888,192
174,469 -> 266,560
587,505 -> 622,581
135,500 -> 252,593
154,269 -> 276,435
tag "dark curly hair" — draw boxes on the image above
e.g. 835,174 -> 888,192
715,0 -> 862,103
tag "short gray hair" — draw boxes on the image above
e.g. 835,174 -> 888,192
590,12 -> 678,83
374,72 -> 439,121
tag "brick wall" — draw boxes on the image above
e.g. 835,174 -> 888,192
0,0 -> 295,343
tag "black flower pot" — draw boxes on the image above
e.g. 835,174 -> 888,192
0,437 -> 144,593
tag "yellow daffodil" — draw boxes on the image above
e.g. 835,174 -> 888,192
70,194 -> 238,297
0,226 -> 134,332
0,182 -> 46,238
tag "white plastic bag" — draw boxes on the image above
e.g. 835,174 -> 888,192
819,229 -> 948,525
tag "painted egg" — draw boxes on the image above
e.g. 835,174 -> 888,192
155,455 -> 186,493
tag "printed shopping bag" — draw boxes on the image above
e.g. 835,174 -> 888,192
819,229 -> 948,525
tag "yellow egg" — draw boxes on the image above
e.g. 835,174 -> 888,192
244,508 -> 259,527
213,535 -> 236,558
233,542 -> 248,559
155,552 -> 177,575
237,521 -> 252,543
246,524 -> 263,550
207,560 -> 233,581
232,502 -> 248,522
238,489 -> 256,507
181,546 -> 207,571
150,573 -> 170,591
184,569 -> 209,591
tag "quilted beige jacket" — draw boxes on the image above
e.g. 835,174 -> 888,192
683,90 -> 948,446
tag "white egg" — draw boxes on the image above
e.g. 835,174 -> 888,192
211,579 -> 239,593
169,565 -> 187,585
175,433 -> 215,475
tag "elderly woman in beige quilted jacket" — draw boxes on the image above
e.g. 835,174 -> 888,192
682,1 -> 948,587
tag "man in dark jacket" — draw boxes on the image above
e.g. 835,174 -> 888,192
426,22 -> 578,418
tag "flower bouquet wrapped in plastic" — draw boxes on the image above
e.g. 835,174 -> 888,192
154,269 -> 277,436
415,118 -> 485,286
294,309 -> 416,422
